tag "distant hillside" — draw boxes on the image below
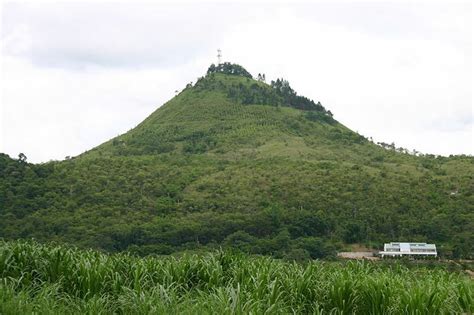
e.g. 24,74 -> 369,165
0,63 -> 473,259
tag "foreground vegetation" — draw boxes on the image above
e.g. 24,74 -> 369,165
0,240 -> 472,314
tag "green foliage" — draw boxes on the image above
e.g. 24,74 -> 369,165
0,240 -> 472,314
207,62 -> 253,78
270,78 -> 328,112
305,111 -> 335,124
200,69 -> 333,115
227,81 -> 284,106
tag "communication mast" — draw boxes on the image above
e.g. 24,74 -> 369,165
217,49 -> 222,64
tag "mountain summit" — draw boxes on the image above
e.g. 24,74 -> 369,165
88,63 -> 361,159
0,63 -> 472,258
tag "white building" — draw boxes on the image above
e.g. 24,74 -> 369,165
379,242 -> 437,258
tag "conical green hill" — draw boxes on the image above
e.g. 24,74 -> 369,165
0,63 -> 472,258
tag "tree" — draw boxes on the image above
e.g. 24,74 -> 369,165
18,153 -> 27,163
224,230 -> 257,252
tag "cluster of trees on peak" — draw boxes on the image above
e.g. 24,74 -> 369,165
270,78 -> 331,113
199,64 -> 334,121
207,63 -> 253,78
223,78 -> 334,121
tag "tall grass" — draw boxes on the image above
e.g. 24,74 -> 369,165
0,240 -> 472,314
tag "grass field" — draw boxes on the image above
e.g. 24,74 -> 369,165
0,240 -> 472,314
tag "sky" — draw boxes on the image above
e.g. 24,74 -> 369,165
1,1 -> 472,163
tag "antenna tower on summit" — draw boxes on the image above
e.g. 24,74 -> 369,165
217,49 -> 222,64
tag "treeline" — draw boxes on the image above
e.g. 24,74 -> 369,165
207,62 -> 253,78
270,78 -> 329,113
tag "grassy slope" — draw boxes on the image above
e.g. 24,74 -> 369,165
87,74 -> 359,159
0,72 -> 473,258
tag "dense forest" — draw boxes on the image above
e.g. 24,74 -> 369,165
0,64 -> 473,259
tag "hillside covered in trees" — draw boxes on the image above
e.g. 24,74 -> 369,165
0,64 -> 473,259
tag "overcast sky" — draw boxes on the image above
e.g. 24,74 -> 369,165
1,1 -> 472,162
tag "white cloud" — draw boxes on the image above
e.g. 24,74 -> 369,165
1,55 -> 211,162
0,2 -> 472,162
2,2 -> 256,69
